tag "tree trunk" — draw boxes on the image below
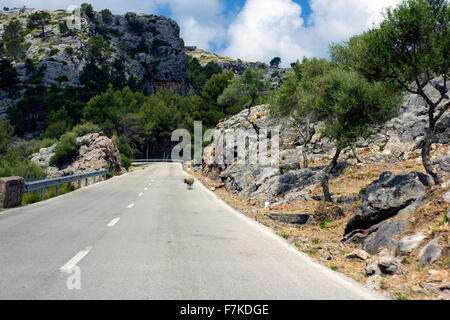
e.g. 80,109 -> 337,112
302,146 -> 308,168
422,128 -> 442,185
352,145 -> 362,164
416,82 -> 445,185
321,147 -> 341,203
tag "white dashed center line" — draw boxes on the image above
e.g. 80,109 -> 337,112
144,187 -> 148,191
138,193 -> 143,197
107,218 -> 120,227
127,203 -> 135,209
60,247 -> 92,272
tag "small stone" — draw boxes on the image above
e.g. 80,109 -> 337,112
396,231 -> 426,255
366,275 -> 382,290
419,237 -> 442,267
346,249 -> 370,261
443,190 -> 450,204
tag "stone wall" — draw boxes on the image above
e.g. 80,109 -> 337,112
0,177 -> 24,208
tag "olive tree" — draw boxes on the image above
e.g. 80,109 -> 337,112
271,58 -> 331,168
331,0 -> 449,184
314,68 -> 396,202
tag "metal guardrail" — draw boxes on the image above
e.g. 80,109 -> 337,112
23,170 -> 108,200
131,159 -> 184,163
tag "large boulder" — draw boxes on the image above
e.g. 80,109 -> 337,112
30,132 -> 123,177
362,220 -> 409,254
345,171 -> 434,235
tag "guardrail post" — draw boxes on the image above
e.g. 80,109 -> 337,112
93,176 -> 96,183
98,175 -> 101,182
78,180 -> 81,189
85,178 -> 88,187
56,184 -> 60,196
41,188 -> 45,201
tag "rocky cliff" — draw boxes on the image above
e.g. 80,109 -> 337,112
0,8 -> 187,116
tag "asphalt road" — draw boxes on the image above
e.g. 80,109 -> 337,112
0,163 -> 386,299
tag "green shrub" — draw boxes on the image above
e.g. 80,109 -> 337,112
55,75 -> 68,82
22,191 -> 42,204
121,154 -> 132,171
43,120 -> 70,139
49,48 -> 59,56
71,122 -> 100,136
64,46 -> 74,55
0,156 -> 47,180
13,138 -> 57,158
50,132 -> 78,168
22,183 -> 77,205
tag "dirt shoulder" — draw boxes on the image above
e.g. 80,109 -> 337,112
194,159 -> 449,300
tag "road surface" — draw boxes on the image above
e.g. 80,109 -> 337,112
0,163 -> 386,299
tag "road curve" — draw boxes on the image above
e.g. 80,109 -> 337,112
0,163 -> 387,300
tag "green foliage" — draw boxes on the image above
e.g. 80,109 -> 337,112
24,58 -> 35,73
22,183 -> 77,205
0,157 -> 47,180
49,132 -> 78,168
270,57 -> 281,68
8,85 -> 88,135
2,19 -> 27,59
2,18 -> 23,42
121,154 -> 132,171
86,35 -> 111,64
197,71 -> 235,125
329,0 -> 449,88
126,13 -> 144,34
81,3 -> 95,20
0,59 -> 19,96
64,46 -> 74,55
100,9 -> 113,24
186,56 -> 222,93
83,86 -> 143,137
218,68 -> 267,112
272,57 -> 331,123
314,67 -> 397,150
49,48 -> 59,56
72,122 -> 100,136
58,20 -> 73,36
12,138 -> 57,158
27,11 -> 51,36
0,119 -> 14,154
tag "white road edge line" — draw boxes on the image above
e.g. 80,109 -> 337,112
127,203 -> 135,209
180,164 -> 388,300
107,217 -> 120,227
60,247 -> 92,272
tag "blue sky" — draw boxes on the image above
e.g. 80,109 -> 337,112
2,0 -> 400,66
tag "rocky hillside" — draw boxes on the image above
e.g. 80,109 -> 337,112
0,7 -> 187,116
184,46 -> 287,89
199,77 -> 450,300
203,76 -> 449,204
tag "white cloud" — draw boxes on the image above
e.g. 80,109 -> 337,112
222,0 -> 402,66
1,0 -> 158,14
156,0 -> 227,51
